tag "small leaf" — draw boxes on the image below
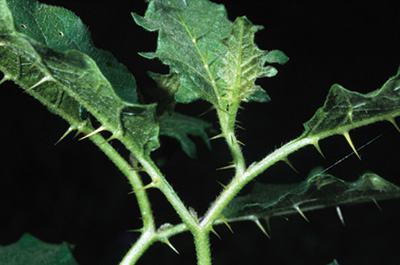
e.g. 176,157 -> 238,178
159,112 -> 213,158
223,169 -> 400,220
0,234 -> 78,265
219,17 -> 288,103
148,71 -> 180,115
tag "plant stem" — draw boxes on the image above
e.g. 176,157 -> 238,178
119,229 -> 156,265
201,137 -> 315,228
217,103 -> 246,176
193,231 -> 212,265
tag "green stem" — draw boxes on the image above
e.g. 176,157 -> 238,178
137,158 -> 200,233
217,103 -> 246,176
119,229 -> 156,265
201,137 -> 315,228
193,231 -> 212,265
89,133 -> 156,231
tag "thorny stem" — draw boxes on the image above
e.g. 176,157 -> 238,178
201,137 -> 316,229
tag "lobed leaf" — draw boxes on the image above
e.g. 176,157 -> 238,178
133,0 -> 232,105
0,0 -> 159,156
159,112 -> 212,158
301,70 -> 400,141
0,234 -> 78,265
223,169 -> 400,220
219,16 -> 288,103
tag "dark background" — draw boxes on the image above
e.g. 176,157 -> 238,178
1,1 -> 400,264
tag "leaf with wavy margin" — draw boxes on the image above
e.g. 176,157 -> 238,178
0,0 -> 159,156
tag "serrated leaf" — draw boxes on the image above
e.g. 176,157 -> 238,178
223,169 -> 400,220
301,70 -> 400,140
0,0 -> 159,155
159,112 -> 212,158
0,234 -> 78,265
132,0 -> 232,104
219,16 -> 288,103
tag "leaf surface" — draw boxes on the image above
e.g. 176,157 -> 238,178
159,112 -> 212,158
223,169 -> 400,220
219,17 -> 288,103
301,71 -> 400,141
133,0 -> 287,106
0,0 -> 159,156
0,234 -> 78,265
133,0 -> 231,105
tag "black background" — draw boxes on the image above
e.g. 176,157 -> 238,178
1,1 -> 400,265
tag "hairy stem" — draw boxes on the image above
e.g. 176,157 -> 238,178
119,229 -> 156,265
193,231 -> 212,265
217,103 -> 246,176
201,137 -> 315,228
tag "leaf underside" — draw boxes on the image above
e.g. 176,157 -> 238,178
159,112 -> 213,158
223,170 -> 400,220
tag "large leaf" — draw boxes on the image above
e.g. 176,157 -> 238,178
0,0 -> 159,156
0,234 -> 78,265
132,0 -> 231,105
223,169 -> 400,220
133,0 -> 287,106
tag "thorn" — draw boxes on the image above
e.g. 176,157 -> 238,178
55,126 -> 75,145
253,218 -> 270,239
235,124 -> 246,131
78,126 -> 106,141
127,228 -> 143,233
335,206 -> 345,226
101,130 -> 122,144
220,216 -> 234,233
199,106 -> 215,117
216,181 -> 227,189
164,239 -> 180,255
371,198 -> 383,211
237,140 -> 246,146
343,131 -> 361,160
389,119 -> 400,133
128,178 -> 161,194
210,227 -> 221,240
26,75 -> 54,91
217,164 -> 235,171
282,157 -> 299,174
293,204 -> 310,223
0,75 -> 10,85
209,133 -> 223,141
128,182 -> 155,194
312,140 -> 326,159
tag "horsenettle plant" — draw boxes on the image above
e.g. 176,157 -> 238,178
1,0 -> 400,264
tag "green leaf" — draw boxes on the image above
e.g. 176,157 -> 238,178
148,71 -> 180,115
132,0 -> 232,104
133,1 -> 287,107
0,0 -> 159,156
0,234 -> 78,265
159,112 -> 213,158
5,0 -> 138,104
219,17 -> 288,104
301,70 -> 400,141
223,169 -> 400,220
